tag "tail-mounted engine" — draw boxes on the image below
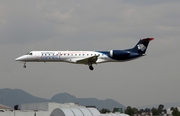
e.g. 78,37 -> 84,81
110,50 -> 130,60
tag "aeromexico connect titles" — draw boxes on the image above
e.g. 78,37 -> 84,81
15,38 -> 154,70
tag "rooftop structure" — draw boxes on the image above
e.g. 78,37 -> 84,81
0,102 -> 129,116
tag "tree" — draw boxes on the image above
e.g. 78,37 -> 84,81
171,107 -> 175,111
151,107 -> 159,116
125,106 -> 135,116
113,108 -> 123,113
158,104 -> 164,114
145,108 -> 151,115
163,109 -> 167,114
139,109 -> 144,114
145,108 -> 151,113
100,108 -> 111,114
172,108 -> 180,116
132,107 -> 138,115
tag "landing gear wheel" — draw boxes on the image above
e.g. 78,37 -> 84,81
23,63 -> 26,68
89,66 -> 94,71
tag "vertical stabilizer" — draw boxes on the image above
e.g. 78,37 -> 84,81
132,38 -> 154,54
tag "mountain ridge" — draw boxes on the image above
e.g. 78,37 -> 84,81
1,88 -> 179,110
0,88 -> 125,111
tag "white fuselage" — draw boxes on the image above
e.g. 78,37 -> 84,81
15,51 -> 115,64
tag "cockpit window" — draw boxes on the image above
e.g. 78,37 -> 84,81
27,52 -> 33,55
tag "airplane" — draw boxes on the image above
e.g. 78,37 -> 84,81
15,38 -> 154,70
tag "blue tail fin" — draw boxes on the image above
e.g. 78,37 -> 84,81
132,38 -> 154,54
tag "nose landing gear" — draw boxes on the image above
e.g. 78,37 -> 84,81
23,62 -> 26,68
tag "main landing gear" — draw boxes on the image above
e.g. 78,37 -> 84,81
89,65 -> 94,71
23,62 -> 26,68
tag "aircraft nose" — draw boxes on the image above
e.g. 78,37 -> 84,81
15,55 -> 27,61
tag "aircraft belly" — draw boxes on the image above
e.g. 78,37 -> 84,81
96,59 -> 109,64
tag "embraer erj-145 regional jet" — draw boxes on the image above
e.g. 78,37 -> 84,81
15,38 -> 154,70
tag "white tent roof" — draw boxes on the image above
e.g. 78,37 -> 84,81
51,108 -> 100,116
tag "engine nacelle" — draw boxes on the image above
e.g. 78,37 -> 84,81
110,50 -> 130,60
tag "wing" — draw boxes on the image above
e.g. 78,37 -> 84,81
76,55 -> 99,65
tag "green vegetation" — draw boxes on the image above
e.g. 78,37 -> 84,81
125,106 -> 140,116
172,108 -> 180,116
100,104 -> 180,116
100,108 -> 111,114
151,107 -> 159,115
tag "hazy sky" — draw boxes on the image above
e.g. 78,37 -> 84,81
0,0 -> 180,108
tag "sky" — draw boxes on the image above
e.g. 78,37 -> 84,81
0,0 -> 180,108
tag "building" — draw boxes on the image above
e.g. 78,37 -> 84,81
0,102 -> 129,116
